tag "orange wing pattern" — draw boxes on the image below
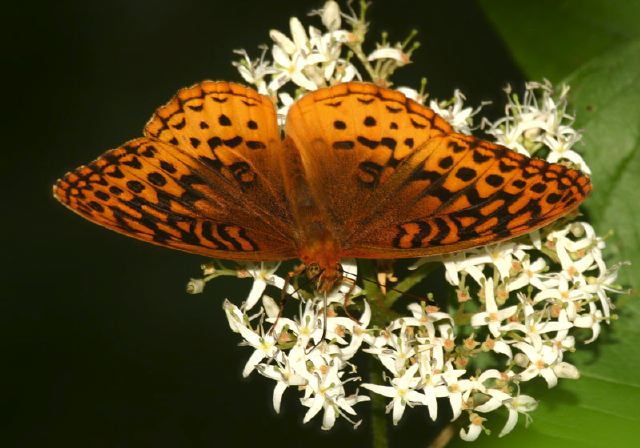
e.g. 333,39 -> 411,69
284,82 -> 591,258
285,83 -> 454,234
348,133 -> 591,257
55,81 -> 592,267
54,82 -> 297,261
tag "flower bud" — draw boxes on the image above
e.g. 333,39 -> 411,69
201,262 -> 216,275
262,294 -> 280,319
322,1 -> 341,31
553,362 -> 580,379
514,353 -> 529,368
186,278 -> 205,294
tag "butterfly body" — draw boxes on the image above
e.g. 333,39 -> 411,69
54,81 -> 591,292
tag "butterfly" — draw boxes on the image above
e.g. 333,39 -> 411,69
54,81 -> 591,292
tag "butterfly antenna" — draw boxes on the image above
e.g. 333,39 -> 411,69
269,265 -> 325,336
306,290 -> 328,355
341,270 -> 438,306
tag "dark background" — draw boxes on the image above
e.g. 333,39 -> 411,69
3,1 -> 524,447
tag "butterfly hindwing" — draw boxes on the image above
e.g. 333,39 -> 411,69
346,133 -> 592,257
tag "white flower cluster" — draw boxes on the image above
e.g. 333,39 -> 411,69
484,80 -> 591,174
223,261 -> 370,429
232,1 -> 418,125
186,0 -> 626,442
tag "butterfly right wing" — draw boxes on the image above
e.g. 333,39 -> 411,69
54,138 -> 297,260
54,81 -> 297,261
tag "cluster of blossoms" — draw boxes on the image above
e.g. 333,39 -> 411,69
187,1 -> 626,442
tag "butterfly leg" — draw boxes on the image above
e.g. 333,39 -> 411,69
340,276 -> 362,325
305,291 -> 329,355
376,260 -> 398,295
268,263 -> 307,336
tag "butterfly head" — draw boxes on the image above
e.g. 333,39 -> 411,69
306,261 -> 343,294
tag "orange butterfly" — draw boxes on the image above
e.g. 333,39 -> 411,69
54,81 -> 591,292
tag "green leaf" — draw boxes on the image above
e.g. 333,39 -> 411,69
478,0 -> 640,82
567,39 -> 640,291
448,23 -> 640,448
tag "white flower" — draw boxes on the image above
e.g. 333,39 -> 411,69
470,278 -> 518,337
499,394 -> 538,437
440,368 -> 470,420
223,300 -> 280,377
551,230 -> 597,282
269,297 -> 323,347
429,90 -> 484,134
300,359 -> 368,430
419,362 -> 465,421
440,251 -> 484,286
544,130 -> 590,174
533,274 -> 590,322
395,86 -> 427,104
258,353 -> 307,413
502,299 -> 574,350
232,48 -> 275,95
367,47 -> 410,64
324,300 -> 371,359
366,323 -> 417,375
584,263 -> 623,320
362,363 -> 427,425
485,80 -> 583,159
441,242 -> 519,287
275,92 -> 295,128
242,262 -> 285,310
553,361 -> 580,380
514,341 -> 561,387
269,45 -> 325,92
508,256 -> 550,292
460,413 -> 485,441
574,304 -> 604,343
404,302 -> 454,338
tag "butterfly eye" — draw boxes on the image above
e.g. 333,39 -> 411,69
306,262 -> 322,279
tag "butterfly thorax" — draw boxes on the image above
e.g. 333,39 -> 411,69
281,137 -> 343,292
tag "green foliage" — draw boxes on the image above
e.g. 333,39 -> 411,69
478,0 -> 640,82
447,2 -> 640,446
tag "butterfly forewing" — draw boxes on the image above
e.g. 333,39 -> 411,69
144,81 -> 292,233
285,83 -> 455,235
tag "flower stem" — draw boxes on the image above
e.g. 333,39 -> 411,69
369,357 -> 389,448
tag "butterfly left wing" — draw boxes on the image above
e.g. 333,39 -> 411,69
345,133 -> 592,258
